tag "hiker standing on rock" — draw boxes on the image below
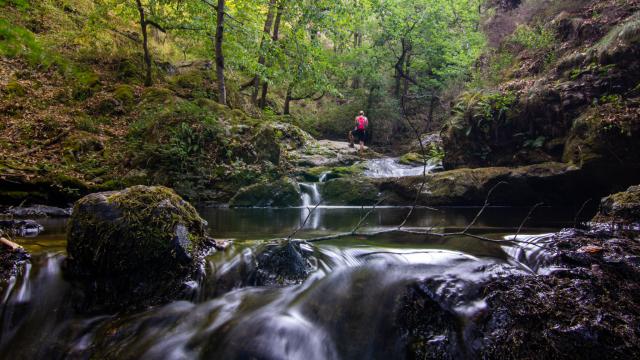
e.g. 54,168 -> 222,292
349,110 -> 369,153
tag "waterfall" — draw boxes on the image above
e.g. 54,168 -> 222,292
300,183 -> 321,207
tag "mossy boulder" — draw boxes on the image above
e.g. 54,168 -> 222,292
399,152 -> 428,165
320,177 -> 379,205
592,185 -> 640,224
379,162 -> 603,206
230,179 -> 302,207
63,131 -> 104,159
113,84 -> 135,104
65,186 -> 212,309
562,103 -> 640,185
252,126 -> 281,165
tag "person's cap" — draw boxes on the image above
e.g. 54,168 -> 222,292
359,110 -> 364,115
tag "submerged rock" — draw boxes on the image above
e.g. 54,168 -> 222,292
249,241 -> 315,286
592,185 -> 640,225
65,185 -> 214,310
0,219 -> 44,237
230,178 -> 302,207
2,204 -> 72,218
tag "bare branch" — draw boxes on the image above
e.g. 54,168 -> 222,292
514,202 -> 544,240
288,201 -> 323,241
462,181 -> 508,233
574,198 -> 593,228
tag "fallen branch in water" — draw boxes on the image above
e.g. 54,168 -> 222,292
287,201 -> 323,241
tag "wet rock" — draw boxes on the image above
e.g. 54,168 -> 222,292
379,162 -> 598,206
396,283 -> 463,360
475,228 -> 640,359
2,204 -> 72,218
402,226 -> 640,359
249,241 -> 315,287
0,236 -> 30,286
230,178 -> 302,207
65,185 -> 213,310
592,185 -> 640,225
0,219 -> 44,237
320,177 -> 379,205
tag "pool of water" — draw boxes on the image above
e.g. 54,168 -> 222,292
1,206 -> 586,359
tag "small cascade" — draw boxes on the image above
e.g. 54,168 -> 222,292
299,183 -> 322,207
363,157 -> 440,178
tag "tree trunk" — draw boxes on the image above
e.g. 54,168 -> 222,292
259,1 -> 283,109
252,0 -> 277,105
284,83 -> 293,115
403,50 -> 412,96
351,31 -> 362,89
215,0 -> 227,106
135,0 -> 153,86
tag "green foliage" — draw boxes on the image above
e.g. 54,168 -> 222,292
523,136 -> 546,149
128,101 -> 224,174
114,84 -> 135,104
509,25 -> 556,51
0,0 -> 29,9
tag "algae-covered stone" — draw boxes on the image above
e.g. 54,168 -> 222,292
67,186 -> 208,276
229,179 -> 301,207
592,185 -> 640,224
379,162 -> 594,206
320,177 -> 379,205
252,126 -> 281,164
65,186 -> 211,309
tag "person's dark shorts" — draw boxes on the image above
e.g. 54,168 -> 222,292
354,129 -> 366,142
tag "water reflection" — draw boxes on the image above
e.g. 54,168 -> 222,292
198,206 -> 581,240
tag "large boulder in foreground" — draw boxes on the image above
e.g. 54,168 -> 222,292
229,179 -> 302,207
592,185 -> 640,225
65,186 -> 213,309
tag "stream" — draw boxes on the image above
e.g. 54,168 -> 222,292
0,205 -> 579,359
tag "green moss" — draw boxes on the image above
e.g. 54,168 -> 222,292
67,186 -> 208,277
141,86 -> 175,104
4,80 -> 26,97
63,131 -> 103,159
72,71 -> 100,100
114,84 -> 135,104
399,152 -> 427,165
230,179 -> 301,207
320,177 -> 378,205
168,70 -> 214,99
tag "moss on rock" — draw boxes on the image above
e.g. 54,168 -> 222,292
320,177 -> 379,205
229,178 -> 302,207
592,185 -> 640,224
65,185 -> 211,309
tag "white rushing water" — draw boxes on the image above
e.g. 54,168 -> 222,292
363,157 -> 440,178
299,183 -> 322,207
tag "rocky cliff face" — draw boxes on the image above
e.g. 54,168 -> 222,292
442,0 -> 640,191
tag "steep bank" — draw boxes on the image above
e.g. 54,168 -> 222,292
441,0 -> 640,193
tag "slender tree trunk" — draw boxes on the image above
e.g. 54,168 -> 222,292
215,0 -> 227,106
259,1 -> 283,109
252,0 -> 277,105
135,0 -> 153,86
403,50 -> 412,96
351,31 -> 362,89
284,83 -> 293,115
